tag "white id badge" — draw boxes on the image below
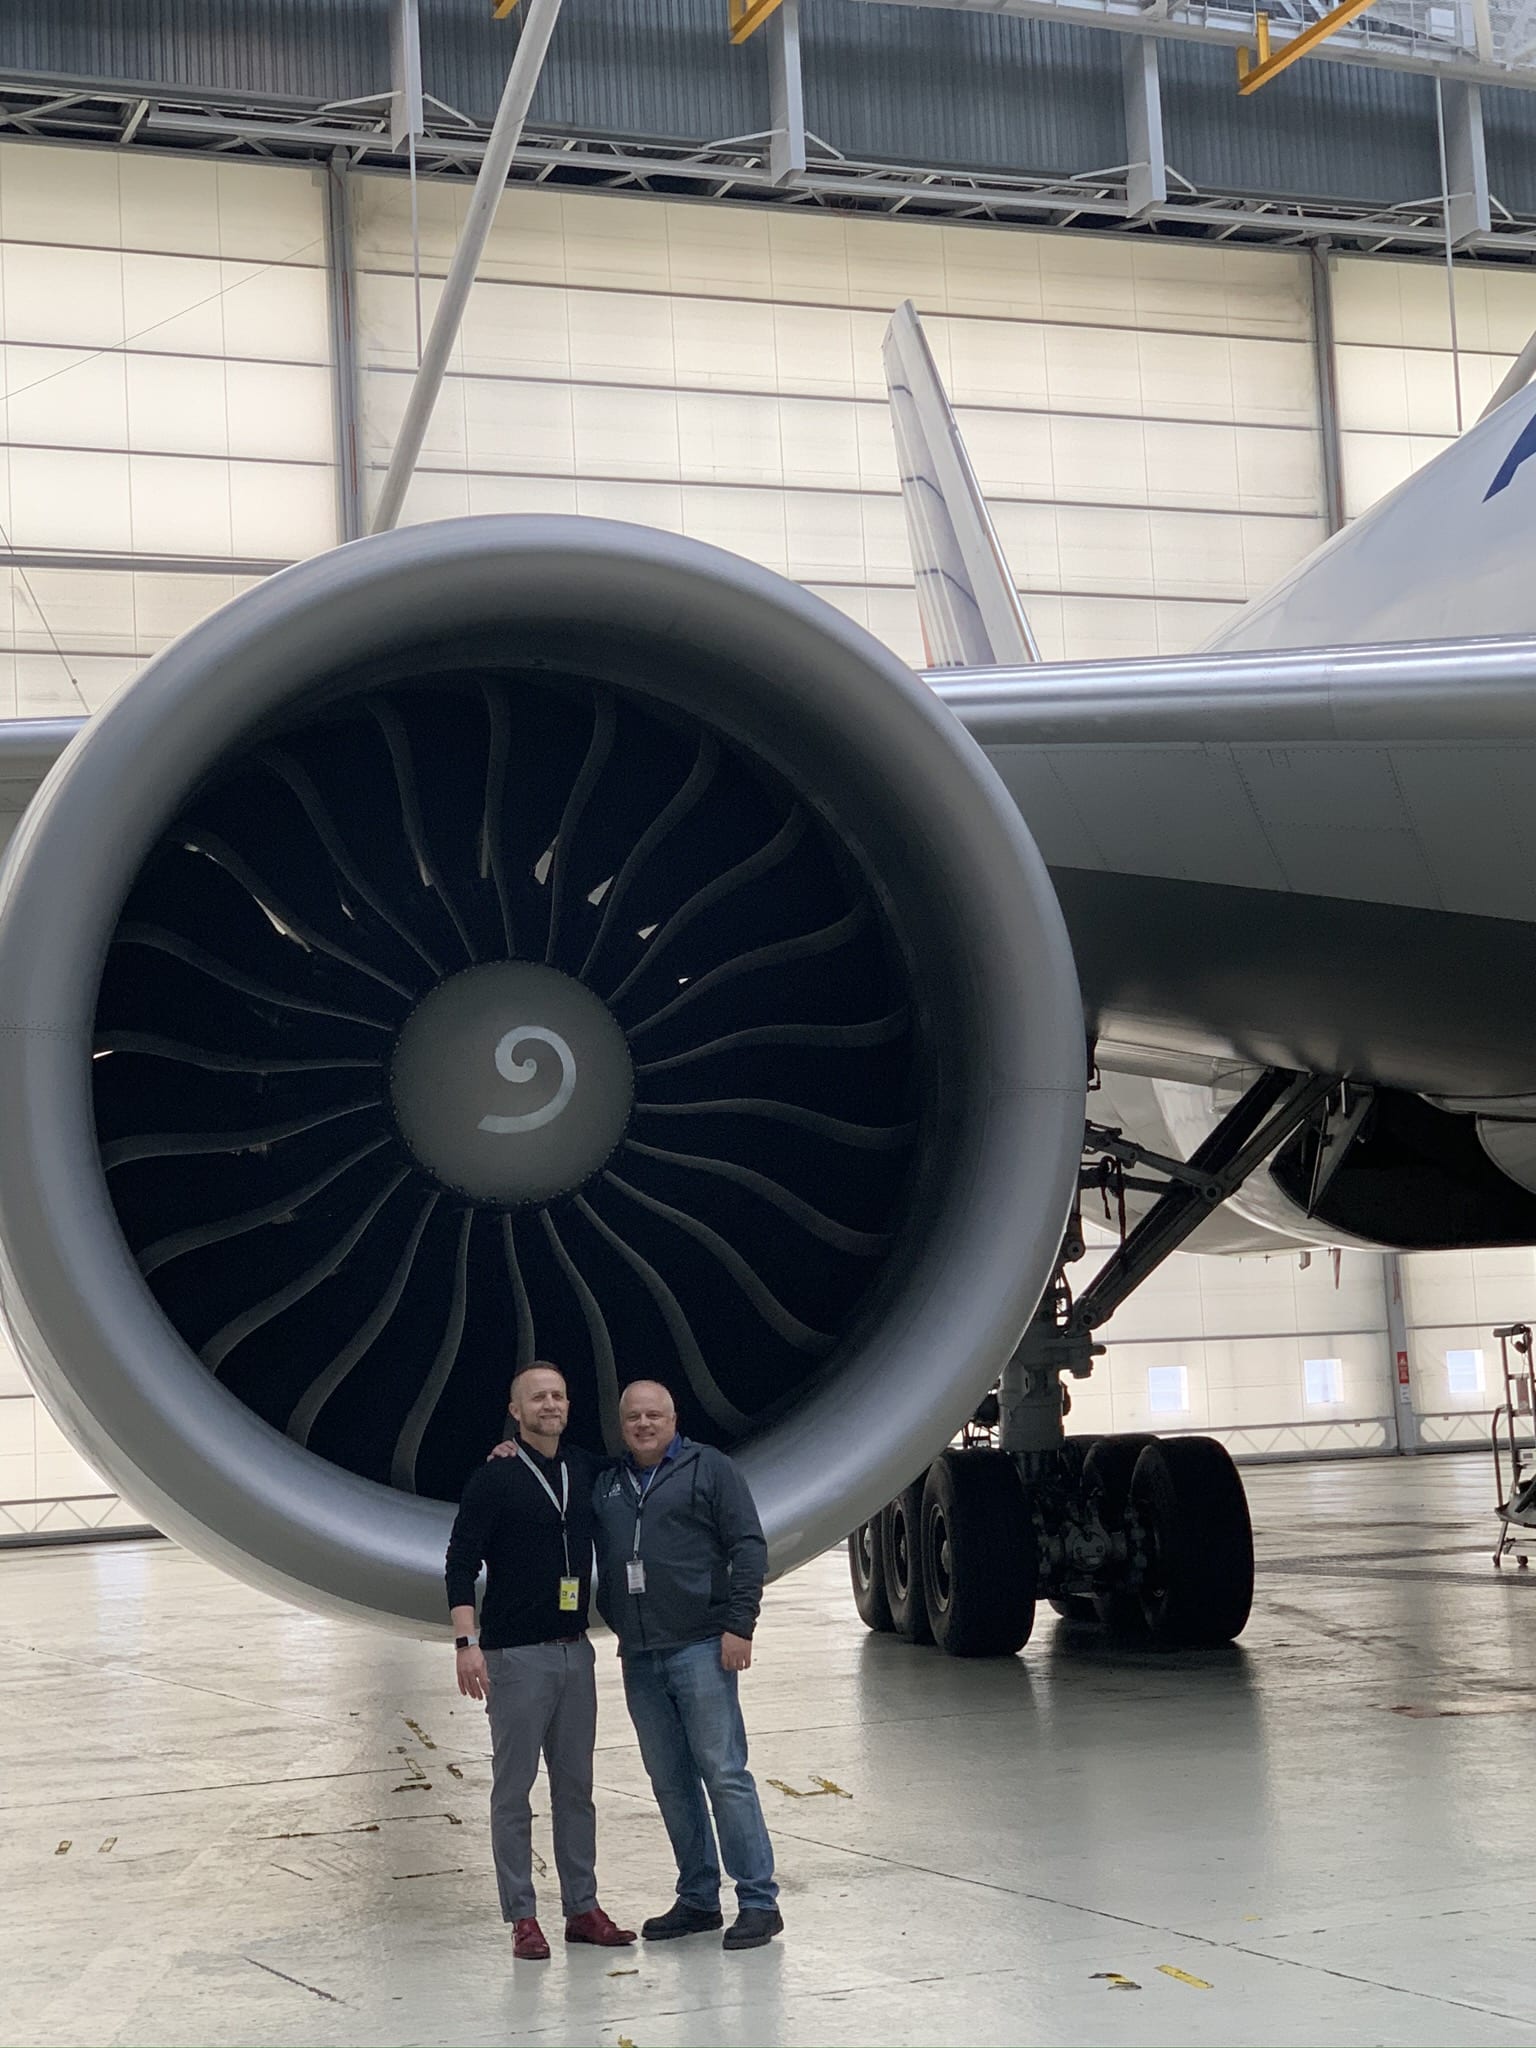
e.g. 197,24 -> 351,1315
558,1576 -> 580,1613
626,1557 -> 646,1594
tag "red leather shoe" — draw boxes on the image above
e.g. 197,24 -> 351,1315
512,1917 -> 551,1960
565,1905 -> 637,1947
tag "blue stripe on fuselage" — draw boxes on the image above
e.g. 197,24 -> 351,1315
1486,412 -> 1536,500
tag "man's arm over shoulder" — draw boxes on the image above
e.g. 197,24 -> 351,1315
704,1448 -> 768,1639
444,1461 -> 501,1612
569,1443 -> 614,1494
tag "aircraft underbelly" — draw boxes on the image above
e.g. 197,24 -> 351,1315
1053,864 -> 1536,1101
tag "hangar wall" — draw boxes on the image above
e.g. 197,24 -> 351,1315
8,134 -> 1536,704
352,171 -> 1327,665
1065,1241 -> 1536,1458
0,143 -> 334,718
1334,255 -> 1536,516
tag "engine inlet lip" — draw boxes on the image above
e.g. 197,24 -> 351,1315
0,517 -> 1085,1632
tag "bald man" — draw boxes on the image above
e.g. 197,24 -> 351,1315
592,1380 -> 781,1952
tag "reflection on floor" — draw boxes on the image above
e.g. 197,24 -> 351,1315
3,1453 -> 1536,2047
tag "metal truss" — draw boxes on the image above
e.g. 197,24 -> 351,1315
6,71 -> 1536,257
857,0 -> 1536,93
0,1491 -> 156,1543
1160,1415 -> 1395,1458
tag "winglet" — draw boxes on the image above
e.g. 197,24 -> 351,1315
882,300 -> 1039,668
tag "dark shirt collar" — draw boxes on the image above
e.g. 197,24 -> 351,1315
625,1431 -> 682,1475
517,1436 -> 564,1471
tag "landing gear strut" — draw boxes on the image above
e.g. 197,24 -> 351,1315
848,1065 -> 1334,1655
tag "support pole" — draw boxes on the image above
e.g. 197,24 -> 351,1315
324,153 -> 364,544
371,0 -> 563,534
1434,78 -> 1467,435
768,0 -> 807,187
1441,79 -> 1492,249
1309,242 -> 1346,535
388,0 -> 424,151
1123,37 -> 1167,219
1381,1253 -> 1420,1454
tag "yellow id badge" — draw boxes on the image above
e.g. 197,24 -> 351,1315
558,1576 -> 580,1613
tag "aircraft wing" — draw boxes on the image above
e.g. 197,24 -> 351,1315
0,721 -> 79,866
936,636 -> 1536,1103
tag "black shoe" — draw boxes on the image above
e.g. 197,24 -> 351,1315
641,1901 -> 724,1941
723,1907 -> 784,1951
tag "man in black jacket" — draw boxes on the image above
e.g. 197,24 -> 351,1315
593,1379 -> 782,1952
445,1362 -> 634,1962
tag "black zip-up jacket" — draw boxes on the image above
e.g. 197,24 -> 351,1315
593,1437 -> 767,1655
444,1442 -> 604,1650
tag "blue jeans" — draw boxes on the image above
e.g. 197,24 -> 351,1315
621,1638 -> 779,1914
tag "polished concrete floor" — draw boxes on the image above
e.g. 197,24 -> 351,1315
3,1453 -> 1536,2048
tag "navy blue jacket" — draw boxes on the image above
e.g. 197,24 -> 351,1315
593,1436 -> 767,1655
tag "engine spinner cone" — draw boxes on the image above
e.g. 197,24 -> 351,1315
389,960 -> 633,1205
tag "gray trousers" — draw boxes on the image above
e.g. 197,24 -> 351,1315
485,1638 -> 599,1922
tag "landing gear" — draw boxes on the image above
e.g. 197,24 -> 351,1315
1131,1436 -> 1254,1642
880,1478 -> 933,1643
846,1064 -> 1333,1658
1082,1432 -> 1154,1630
847,1518 -> 893,1633
920,1451 -> 1036,1657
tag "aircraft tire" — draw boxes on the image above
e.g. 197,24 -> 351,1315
1084,1433 -> 1157,1630
1047,1436 -> 1104,1620
848,1518 -> 895,1632
880,1479 -> 934,1643
1131,1436 -> 1255,1644
920,1450 -> 1036,1658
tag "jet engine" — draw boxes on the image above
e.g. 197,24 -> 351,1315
0,518 -> 1084,1632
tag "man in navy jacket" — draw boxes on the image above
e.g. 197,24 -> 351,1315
593,1379 -> 781,1951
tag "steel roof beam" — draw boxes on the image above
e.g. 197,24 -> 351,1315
846,0 -> 1536,92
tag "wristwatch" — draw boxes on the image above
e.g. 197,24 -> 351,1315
454,1634 -> 478,1650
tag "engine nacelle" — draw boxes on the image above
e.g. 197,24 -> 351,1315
0,518 -> 1083,1632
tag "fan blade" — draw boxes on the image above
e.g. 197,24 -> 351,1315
390,1208 -> 474,1494
603,1170 -> 833,1353
633,1097 -> 915,1151
368,699 -> 479,965
259,745 -> 444,979
622,1139 -> 890,1256
114,924 -> 397,1032
138,1135 -> 394,1276
540,1208 -> 621,1453
181,833 -> 415,1001
203,1165 -> 411,1374
102,1097 -> 383,1171
575,1194 -> 750,1435
625,907 -> 867,1041
288,1191 -> 440,1446
544,692 -> 616,967
580,733 -> 719,986
94,1032 -> 379,1078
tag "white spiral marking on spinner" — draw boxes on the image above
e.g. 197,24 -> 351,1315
479,1027 -> 578,1134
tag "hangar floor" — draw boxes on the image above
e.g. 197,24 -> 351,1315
3,1453 -> 1535,2048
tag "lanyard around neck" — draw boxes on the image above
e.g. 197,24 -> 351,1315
521,1452 -> 571,1577
627,1458 -> 666,1555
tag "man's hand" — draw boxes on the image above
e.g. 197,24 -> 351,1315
720,1631 -> 753,1673
487,1440 -> 518,1461
457,1644 -> 490,1701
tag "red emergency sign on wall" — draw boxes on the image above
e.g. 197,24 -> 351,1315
1396,1349 -> 1411,1387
